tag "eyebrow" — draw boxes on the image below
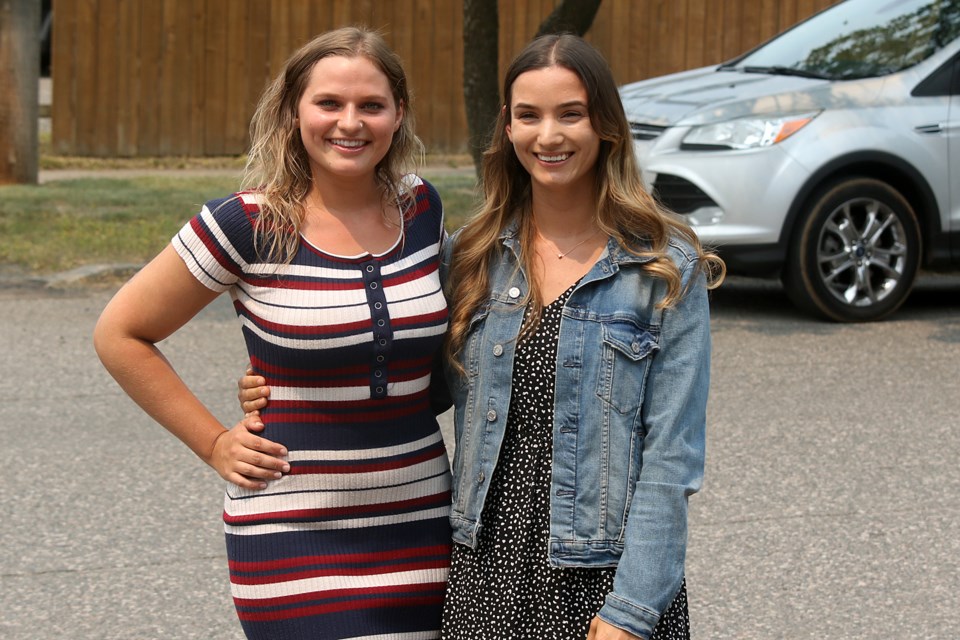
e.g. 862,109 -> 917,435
512,100 -> 588,110
307,91 -> 391,102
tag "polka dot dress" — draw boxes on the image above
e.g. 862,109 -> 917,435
442,284 -> 690,639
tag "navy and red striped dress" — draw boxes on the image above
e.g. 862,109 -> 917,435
173,177 -> 452,639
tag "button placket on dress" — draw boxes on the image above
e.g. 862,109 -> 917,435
361,259 -> 392,399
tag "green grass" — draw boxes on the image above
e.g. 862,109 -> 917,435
0,172 -> 478,274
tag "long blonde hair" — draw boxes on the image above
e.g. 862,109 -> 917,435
445,34 -> 724,367
241,26 -> 422,262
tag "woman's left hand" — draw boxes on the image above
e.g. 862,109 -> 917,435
586,617 -> 641,640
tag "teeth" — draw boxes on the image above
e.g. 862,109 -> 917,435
331,139 -> 366,148
538,153 -> 569,162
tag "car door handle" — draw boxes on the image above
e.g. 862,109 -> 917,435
914,123 -> 943,134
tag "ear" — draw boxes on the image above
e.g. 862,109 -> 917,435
394,99 -> 405,132
502,105 -> 512,142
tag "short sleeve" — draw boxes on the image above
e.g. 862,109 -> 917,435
172,193 -> 260,292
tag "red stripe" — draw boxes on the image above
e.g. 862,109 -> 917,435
288,446 -> 444,475
223,491 -> 450,527
228,544 -> 451,572
382,261 -> 438,287
189,217 -> 242,278
237,301 -> 372,337
264,402 -> 428,425
392,308 -> 448,329
236,594 -> 444,622
229,558 -> 450,585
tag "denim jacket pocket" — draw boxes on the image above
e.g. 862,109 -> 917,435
595,319 -> 659,414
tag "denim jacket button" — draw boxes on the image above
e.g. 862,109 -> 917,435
508,287 -> 520,298
493,344 -> 504,357
477,472 -> 485,484
486,409 -> 497,422
632,341 -> 640,353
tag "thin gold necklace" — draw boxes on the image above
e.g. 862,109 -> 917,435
544,228 -> 599,259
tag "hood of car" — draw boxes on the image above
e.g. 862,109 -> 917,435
619,65 -> 842,127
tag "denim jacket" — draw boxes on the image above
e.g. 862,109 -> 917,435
439,220 -> 712,639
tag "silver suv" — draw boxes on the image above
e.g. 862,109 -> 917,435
620,0 -> 960,321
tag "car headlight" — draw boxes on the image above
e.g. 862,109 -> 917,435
681,111 -> 820,150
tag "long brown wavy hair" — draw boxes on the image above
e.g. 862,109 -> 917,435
445,34 -> 724,368
240,26 -> 422,262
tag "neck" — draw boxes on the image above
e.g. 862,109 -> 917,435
307,173 -> 385,219
530,183 -> 598,239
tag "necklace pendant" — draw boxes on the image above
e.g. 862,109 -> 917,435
557,253 -> 564,259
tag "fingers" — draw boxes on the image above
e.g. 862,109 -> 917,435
211,421 -> 290,490
237,374 -> 270,414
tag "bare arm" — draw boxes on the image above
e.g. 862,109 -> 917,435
94,245 -> 288,489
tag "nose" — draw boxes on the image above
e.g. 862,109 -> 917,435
537,117 -> 563,146
340,105 -> 362,133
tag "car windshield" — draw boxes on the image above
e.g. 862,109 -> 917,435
720,0 -> 960,80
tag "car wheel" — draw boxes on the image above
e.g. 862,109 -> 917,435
783,177 -> 922,321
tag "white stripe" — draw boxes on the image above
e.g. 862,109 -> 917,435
224,474 -> 450,518
239,318 -> 373,351
230,566 -> 449,600
224,505 -> 451,536
239,287 -> 372,315
241,241 -> 439,279
393,323 -> 447,342
286,431 -> 443,462
233,283 -> 444,327
270,375 -> 431,402
225,455 -> 451,499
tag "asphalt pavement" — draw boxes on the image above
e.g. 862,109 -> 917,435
1,272 -> 958,639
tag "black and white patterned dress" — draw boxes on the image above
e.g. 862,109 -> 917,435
442,284 -> 689,640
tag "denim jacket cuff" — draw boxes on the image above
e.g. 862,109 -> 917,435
597,592 -> 659,640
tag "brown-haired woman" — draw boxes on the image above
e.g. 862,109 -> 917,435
436,34 -> 723,640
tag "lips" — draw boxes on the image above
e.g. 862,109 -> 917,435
329,139 -> 368,149
537,152 -> 571,163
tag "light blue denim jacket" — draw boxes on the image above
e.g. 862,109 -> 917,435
440,220 -> 712,639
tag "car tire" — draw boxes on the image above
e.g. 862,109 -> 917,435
783,177 -> 922,322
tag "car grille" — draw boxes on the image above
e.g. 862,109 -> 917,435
652,174 -> 717,214
629,122 -> 667,140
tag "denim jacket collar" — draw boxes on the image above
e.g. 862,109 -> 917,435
497,216 -> 658,271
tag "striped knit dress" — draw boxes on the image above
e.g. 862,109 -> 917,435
172,177 -> 452,640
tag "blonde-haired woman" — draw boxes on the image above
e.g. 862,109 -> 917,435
95,27 -> 452,639
436,34 -> 723,640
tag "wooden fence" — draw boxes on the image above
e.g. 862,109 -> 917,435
51,0 -> 841,157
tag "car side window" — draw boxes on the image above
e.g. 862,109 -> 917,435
912,51 -> 960,96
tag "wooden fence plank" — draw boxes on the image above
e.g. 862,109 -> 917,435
203,0 -> 228,155
74,0 -> 99,155
188,0 -> 207,156
93,0 -> 118,155
429,0 -> 455,150
246,0 -> 272,128
51,0 -> 77,154
135,0 -> 162,155
115,0 -> 139,155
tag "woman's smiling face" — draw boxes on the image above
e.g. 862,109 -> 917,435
296,55 -> 403,183
505,65 -> 600,194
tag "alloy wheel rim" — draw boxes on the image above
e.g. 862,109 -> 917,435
815,197 -> 908,308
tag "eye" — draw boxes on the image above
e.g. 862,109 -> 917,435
562,110 -> 586,120
515,111 -> 538,122
317,99 -> 339,110
362,102 -> 386,112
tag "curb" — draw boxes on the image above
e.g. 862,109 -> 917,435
0,263 -> 143,290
